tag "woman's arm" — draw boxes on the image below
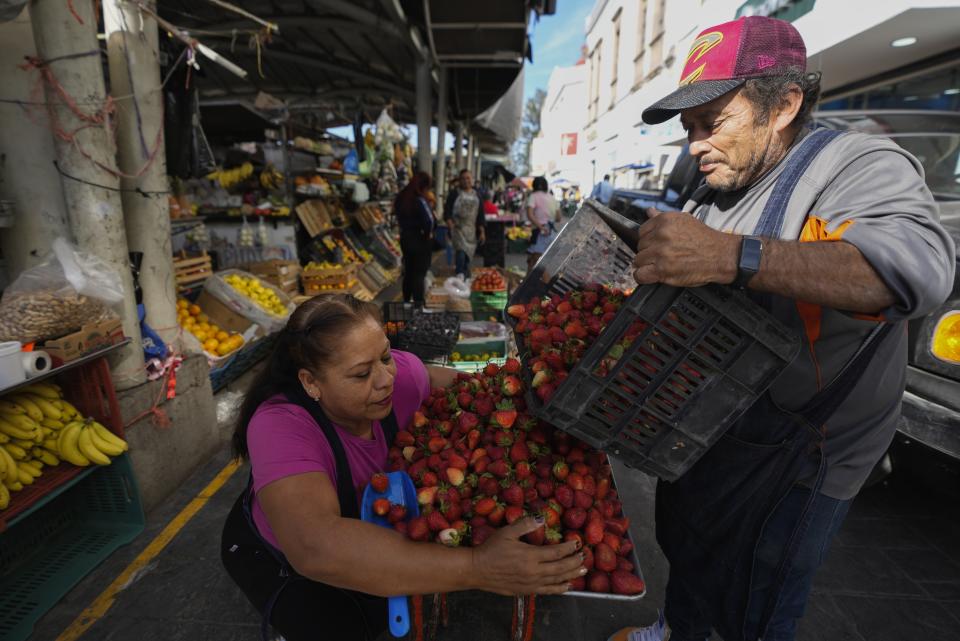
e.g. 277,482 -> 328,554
259,472 -> 584,597
426,364 -> 459,389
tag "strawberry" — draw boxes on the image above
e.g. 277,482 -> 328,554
421,471 -> 439,487
467,429 -> 482,450
509,440 -> 529,463
505,505 -> 525,524
438,528 -> 462,547
610,570 -> 645,596
531,370 -> 552,389
602,532 -> 622,554
594,542 -> 618,572
373,498 -> 391,516
552,461 -> 570,481
554,484 -> 574,509
448,452 -> 468,471
495,430 -> 514,447
503,358 -> 521,374
501,483 -> 523,507
492,407 -> 518,430
586,571 -> 610,593
501,376 -> 523,397
541,507 -> 561,528
436,420 -> 452,435
447,468 -> 465,487
474,497 -> 496,516
473,456 -> 491,474
562,506 -> 587,530
536,479 -> 555,499
478,474 -> 499,497
403,446 -> 417,462
514,460 -> 533,480
441,500 -> 462,522
370,473 -> 389,494
471,524 -> 495,546
457,392 -> 474,409
564,531 -> 584,548
487,445 -> 504,461
473,397 -> 495,417
396,431 -> 415,447
619,540 -> 634,558
569,576 -> 586,591
566,473 -> 586,491
524,525 -> 546,546
582,546 -> 595,570
488,503 -> 506,526
488,459 -> 511,479
605,517 -> 630,537
585,519 -> 604,546
417,486 -> 438,506
457,412 -> 479,433
393,521 -> 408,536
387,503 -> 408,524
428,437 -> 447,453
408,516 -> 430,541
484,362 -> 501,377
426,511 -> 451,532
536,382 -> 557,404
596,477 -> 611,500
413,412 -> 428,428
507,304 -> 527,319
525,485 -> 540,504
616,557 -> 634,573
574,489 -> 594,510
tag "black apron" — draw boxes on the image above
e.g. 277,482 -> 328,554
656,128 -> 894,641
225,385 -> 399,641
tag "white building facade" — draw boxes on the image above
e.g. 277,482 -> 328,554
577,0 -> 960,193
530,63 -> 592,194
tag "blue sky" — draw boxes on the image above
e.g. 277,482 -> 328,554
524,0 -> 595,102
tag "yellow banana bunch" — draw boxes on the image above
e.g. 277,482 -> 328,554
207,162 -> 254,189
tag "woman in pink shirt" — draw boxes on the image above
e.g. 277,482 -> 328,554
525,176 -> 560,274
221,295 -> 583,641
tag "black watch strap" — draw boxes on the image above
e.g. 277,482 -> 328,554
733,236 -> 763,289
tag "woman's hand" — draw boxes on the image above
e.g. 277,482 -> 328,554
470,516 -> 585,595
540,224 -> 550,235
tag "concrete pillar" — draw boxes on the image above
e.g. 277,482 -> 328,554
104,0 -> 180,353
30,0 -> 146,389
453,123 -> 463,171
416,59 -> 431,173
0,7 -> 71,276
434,66 -> 447,203
466,134 -> 474,176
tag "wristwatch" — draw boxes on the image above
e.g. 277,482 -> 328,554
733,236 -> 763,289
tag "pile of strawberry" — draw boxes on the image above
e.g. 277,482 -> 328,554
386,358 -> 644,595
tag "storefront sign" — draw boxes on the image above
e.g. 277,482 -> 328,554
736,0 -> 815,22
560,133 -> 578,156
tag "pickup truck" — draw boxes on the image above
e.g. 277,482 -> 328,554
609,110 -> 960,464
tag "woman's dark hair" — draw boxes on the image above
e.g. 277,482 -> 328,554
232,294 -> 381,460
532,176 -> 548,192
741,68 -> 822,130
395,171 -> 432,216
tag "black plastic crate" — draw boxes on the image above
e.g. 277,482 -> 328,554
507,200 -> 800,481
397,311 -> 461,363
382,301 -> 422,323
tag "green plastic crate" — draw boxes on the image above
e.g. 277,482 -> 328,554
450,338 -> 507,363
0,453 -> 144,641
470,291 -> 508,322
450,357 -> 507,373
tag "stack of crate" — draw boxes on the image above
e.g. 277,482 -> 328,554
246,260 -> 302,297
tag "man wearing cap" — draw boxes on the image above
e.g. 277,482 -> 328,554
609,15 -> 955,641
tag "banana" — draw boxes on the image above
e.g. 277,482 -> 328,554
42,438 -> 59,451
4,480 -> 23,492
33,448 -> 60,466
78,427 -> 111,465
0,432 -> 8,443
0,444 -> 15,481
42,418 -> 63,431
15,464 -> 34,485
0,481 -> 9,509
20,460 -> 42,477
0,420 -> 36,441
9,395 -> 44,422
41,427 -> 54,438
0,447 -> 6,481
0,413 -> 40,434
90,421 -> 128,452
0,399 -> 24,415
12,438 -> 34,450
57,422 -> 90,466
59,400 -> 81,420
28,395 -> 61,420
88,428 -> 124,457
3,443 -> 27,460
22,382 -> 61,400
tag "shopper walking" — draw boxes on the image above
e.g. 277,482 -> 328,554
444,169 -> 486,278
590,173 -> 613,205
222,296 -> 585,641
525,176 -> 560,274
610,15 -> 954,641
394,171 -> 435,303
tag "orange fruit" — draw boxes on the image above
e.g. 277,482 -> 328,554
216,342 -> 232,356
216,331 -> 230,342
198,322 -> 211,332
177,299 -> 189,310
203,338 -> 219,352
197,313 -> 209,324
194,330 -> 207,342
188,304 -> 201,316
182,316 -> 196,328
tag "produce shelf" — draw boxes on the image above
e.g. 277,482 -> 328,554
0,339 -> 131,398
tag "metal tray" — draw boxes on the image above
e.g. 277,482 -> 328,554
563,464 -> 646,600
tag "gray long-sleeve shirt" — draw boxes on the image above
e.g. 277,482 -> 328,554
684,129 -> 956,499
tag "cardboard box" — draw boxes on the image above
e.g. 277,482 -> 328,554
247,259 -> 301,279
197,290 -> 259,336
43,318 -> 125,365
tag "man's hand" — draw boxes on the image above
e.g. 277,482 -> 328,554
632,208 -> 740,287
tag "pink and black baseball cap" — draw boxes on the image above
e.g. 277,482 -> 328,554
642,16 -> 807,124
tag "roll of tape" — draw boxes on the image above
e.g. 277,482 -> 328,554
22,350 -> 51,378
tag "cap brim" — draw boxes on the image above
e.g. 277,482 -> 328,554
642,79 -> 745,125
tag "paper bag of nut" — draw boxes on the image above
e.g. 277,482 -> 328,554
0,238 -> 123,344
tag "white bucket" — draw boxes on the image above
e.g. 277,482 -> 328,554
0,341 -> 26,388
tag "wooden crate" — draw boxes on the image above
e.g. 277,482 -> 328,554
354,204 -> 386,231
302,263 -> 359,295
173,250 -> 213,292
295,199 -> 334,237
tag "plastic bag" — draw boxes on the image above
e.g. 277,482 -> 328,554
203,268 -> 293,334
443,276 -> 471,300
0,238 -> 122,343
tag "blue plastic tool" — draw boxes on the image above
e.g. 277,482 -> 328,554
360,471 -> 419,638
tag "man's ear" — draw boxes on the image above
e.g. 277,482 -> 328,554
773,85 -> 803,134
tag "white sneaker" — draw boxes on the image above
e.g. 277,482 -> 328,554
607,611 -> 668,641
